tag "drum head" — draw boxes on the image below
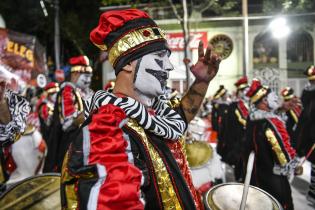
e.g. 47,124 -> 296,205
0,173 -> 61,210
185,141 -> 213,169
205,183 -> 283,210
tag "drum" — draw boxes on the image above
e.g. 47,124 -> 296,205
186,141 -> 224,192
205,183 -> 283,210
186,141 -> 213,169
0,173 -> 61,210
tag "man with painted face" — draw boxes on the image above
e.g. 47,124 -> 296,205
0,70 -> 30,192
296,65 -> 315,206
245,79 -> 301,210
60,9 -> 220,210
211,85 -> 229,161
43,56 -> 93,173
280,87 -> 301,148
36,82 -> 59,142
225,77 -> 249,182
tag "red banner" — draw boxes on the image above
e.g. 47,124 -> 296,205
0,28 -> 47,87
165,32 -> 208,51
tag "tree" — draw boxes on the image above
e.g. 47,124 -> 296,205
263,0 -> 315,14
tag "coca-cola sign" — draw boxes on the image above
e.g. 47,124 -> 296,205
165,32 -> 208,51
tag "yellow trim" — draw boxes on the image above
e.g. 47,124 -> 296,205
46,87 -> 60,94
92,42 -> 107,51
127,119 -> 182,210
250,88 -> 267,103
235,109 -> 247,127
237,83 -> 248,90
213,89 -> 227,100
61,152 -> 78,210
0,162 -> 5,184
108,27 -> 166,66
308,75 -> 315,80
71,65 -> 92,73
265,128 -> 288,166
283,95 -> 294,101
74,90 -> 83,113
290,110 -> 298,124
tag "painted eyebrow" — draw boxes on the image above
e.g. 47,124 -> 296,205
153,50 -> 167,56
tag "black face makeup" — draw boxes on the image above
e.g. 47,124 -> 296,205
145,69 -> 168,89
134,50 -> 173,99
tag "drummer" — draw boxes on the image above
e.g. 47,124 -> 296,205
211,85 -> 230,162
245,79 -> 301,210
0,70 -> 30,192
225,76 -> 249,182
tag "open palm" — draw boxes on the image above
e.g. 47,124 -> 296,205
190,41 -> 221,83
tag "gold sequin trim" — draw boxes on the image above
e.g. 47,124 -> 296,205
71,65 -> 92,73
290,110 -> 298,124
235,109 -> 247,127
108,27 -> 166,66
61,152 -> 78,210
46,87 -> 60,94
0,162 -> 5,183
265,128 -> 288,166
167,97 -> 181,108
250,87 -> 268,103
213,89 -> 227,100
126,119 -> 182,210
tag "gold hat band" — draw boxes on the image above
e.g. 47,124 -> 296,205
308,75 -> 315,80
283,95 -> 294,101
108,27 -> 166,67
46,87 -> 60,94
71,65 -> 93,73
237,83 -> 248,90
213,89 -> 227,100
251,87 -> 268,103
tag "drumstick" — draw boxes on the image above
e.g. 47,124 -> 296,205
240,151 -> 255,210
300,143 -> 315,165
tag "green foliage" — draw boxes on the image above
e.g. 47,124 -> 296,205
263,0 -> 315,14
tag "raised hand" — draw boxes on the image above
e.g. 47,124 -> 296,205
190,41 -> 221,83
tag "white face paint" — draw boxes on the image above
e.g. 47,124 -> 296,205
267,91 -> 280,111
76,73 -> 92,90
134,50 -> 173,102
239,87 -> 249,101
49,92 -> 57,103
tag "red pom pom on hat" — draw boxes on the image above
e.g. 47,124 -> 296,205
281,87 -> 294,100
246,79 -> 269,104
234,76 -> 248,89
305,65 -> 315,80
69,55 -> 92,73
44,82 -> 59,94
90,9 -> 150,48
69,55 -> 90,66
90,8 -> 169,75
246,79 -> 262,98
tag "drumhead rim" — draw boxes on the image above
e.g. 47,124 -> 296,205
204,182 -> 283,210
0,172 -> 60,199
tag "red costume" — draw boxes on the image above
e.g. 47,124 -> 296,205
43,56 -> 92,173
61,9 -> 202,210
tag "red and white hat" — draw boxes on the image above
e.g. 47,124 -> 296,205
304,65 -> 315,80
44,82 -> 59,94
213,85 -> 227,100
234,76 -> 248,90
69,55 -> 92,74
246,79 -> 270,104
280,87 -> 294,101
90,9 -> 169,75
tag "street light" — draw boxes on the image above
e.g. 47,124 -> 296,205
269,17 -> 291,39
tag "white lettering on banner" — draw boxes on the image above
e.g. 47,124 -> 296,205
165,32 -> 208,51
